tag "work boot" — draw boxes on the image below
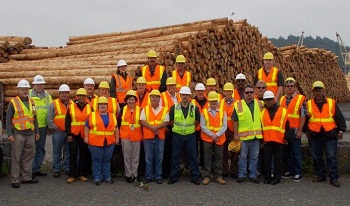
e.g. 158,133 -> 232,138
67,178 -> 76,183
202,177 -> 211,185
330,179 -> 340,187
79,176 -> 89,182
216,177 -> 226,185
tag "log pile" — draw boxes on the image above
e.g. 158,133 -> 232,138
0,18 -> 349,103
0,36 -> 36,63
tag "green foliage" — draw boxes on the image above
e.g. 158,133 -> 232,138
269,35 -> 350,68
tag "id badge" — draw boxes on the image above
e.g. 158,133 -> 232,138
131,125 -> 135,131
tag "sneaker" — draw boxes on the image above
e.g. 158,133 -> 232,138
105,179 -> 114,184
202,177 -> 211,185
293,175 -> 302,182
330,179 -> 340,187
78,176 -> 89,182
156,178 -> 163,184
66,178 -> 76,183
216,177 -> 226,185
281,172 -> 293,179
94,180 -> 101,185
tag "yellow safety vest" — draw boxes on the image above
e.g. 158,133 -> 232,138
172,103 -> 196,135
29,89 -> 52,128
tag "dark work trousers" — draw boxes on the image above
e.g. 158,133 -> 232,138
69,134 -> 89,178
162,128 -> 173,178
264,141 -> 283,181
111,144 -> 124,176
195,130 -> 204,168
138,141 -> 146,178
222,130 -> 238,176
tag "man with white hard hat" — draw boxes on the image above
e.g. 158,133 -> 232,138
47,84 -> 73,178
234,73 -> 246,101
110,59 -> 133,107
83,78 -> 98,104
6,79 -> 40,188
168,86 -> 201,185
29,75 -> 52,177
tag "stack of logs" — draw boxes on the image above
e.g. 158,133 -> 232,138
0,18 -> 349,103
0,36 -> 36,63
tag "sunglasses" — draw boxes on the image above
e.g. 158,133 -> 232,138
244,91 -> 254,94
264,98 -> 274,101
256,86 -> 266,89
286,85 -> 294,88
236,80 -> 245,83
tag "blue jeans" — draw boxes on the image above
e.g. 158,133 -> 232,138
88,143 -> 115,181
32,127 -> 47,172
283,129 -> 302,175
310,138 -> 339,180
170,132 -> 200,181
143,137 -> 165,180
238,139 -> 260,178
52,130 -> 70,172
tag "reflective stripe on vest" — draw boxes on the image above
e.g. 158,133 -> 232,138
53,99 -> 72,130
258,67 -> 278,94
11,97 -> 35,131
90,112 -> 115,136
307,98 -> 336,132
142,65 -> 164,90
172,103 -> 196,135
145,105 -> 167,125
113,73 -> 133,103
262,107 -> 287,133
121,106 -> 141,127
161,92 -> 180,109
280,94 -> 304,128
203,108 -> 223,131
172,70 -> 191,90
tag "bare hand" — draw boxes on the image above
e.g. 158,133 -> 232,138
8,135 -> 14,142
233,134 -> 239,141
84,138 -> 88,144
338,132 -> 343,140
212,134 -> 218,141
296,130 -> 303,139
35,134 -> 40,141
67,136 -> 73,142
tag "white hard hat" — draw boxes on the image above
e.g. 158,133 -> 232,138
195,83 -> 206,91
263,91 -> 275,99
17,79 -> 30,88
32,75 -> 46,84
117,60 -> 127,67
179,86 -> 192,95
59,84 -> 70,92
84,78 -> 95,85
235,73 -> 246,80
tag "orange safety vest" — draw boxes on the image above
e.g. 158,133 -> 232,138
120,105 -> 142,141
161,91 -> 181,110
261,106 -> 288,144
69,103 -> 91,138
136,92 -> 150,109
142,105 -> 168,140
279,94 -> 305,128
257,67 -> 279,95
234,89 -> 242,101
220,99 -> 234,132
141,65 -> 165,92
88,112 -> 117,146
10,96 -> 35,131
81,94 -> 98,104
172,70 -> 191,91
112,73 -> 133,103
91,97 -> 119,116
53,99 -> 72,131
191,98 -> 209,131
307,98 -> 336,132
201,108 -> 226,145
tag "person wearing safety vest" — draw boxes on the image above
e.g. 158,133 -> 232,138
261,90 -> 288,185
118,90 -> 143,183
65,88 -> 92,184
201,91 -> 227,185
168,86 -> 201,185
140,90 -> 169,184
205,78 -> 223,101
233,85 -> 263,184
221,83 -> 239,179
29,75 -> 52,177
191,83 -> 208,169
254,80 -> 267,101
6,79 -> 40,188
135,77 -> 150,109
83,78 -> 98,104
160,77 -> 181,179
47,84 -> 73,178
138,50 -> 167,93
171,55 -> 193,91
280,77 -> 306,182
255,52 -> 284,101
110,59 -> 133,107
84,96 -> 119,185
234,73 -> 246,101
306,81 -> 346,187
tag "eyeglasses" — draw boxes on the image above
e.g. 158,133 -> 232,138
244,91 -> 254,94
236,80 -> 245,83
263,98 -> 274,101
256,86 -> 266,89
286,85 -> 294,88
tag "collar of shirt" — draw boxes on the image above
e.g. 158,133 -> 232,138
208,107 -> 219,116
286,92 -> 297,99
225,98 -> 234,105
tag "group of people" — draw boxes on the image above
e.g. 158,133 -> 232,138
5,50 -> 346,189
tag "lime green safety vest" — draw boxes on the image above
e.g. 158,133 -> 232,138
29,89 -> 52,128
172,103 -> 196,135
234,99 -> 263,141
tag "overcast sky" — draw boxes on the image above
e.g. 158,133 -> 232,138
1,0 -> 349,47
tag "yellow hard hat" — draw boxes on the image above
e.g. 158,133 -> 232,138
147,50 -> 157,58
136,77 -> 147,84
97,96 -> 108,104
166,77 -> 176,85
76,88 -> 87,96
176,55 -> 186,63
206,78 -> 217,86
125,90 -> 138,102
312,81 -> 325,89
228,140 -> 241,152
207,91 -> 219,101
285,77 -> 296,83
223,83 -> 234,91
99,81 -> 110,89
263,52 -> 274,60
150,89 -> 161,96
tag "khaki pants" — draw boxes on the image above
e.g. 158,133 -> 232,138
203,141 -> 223,179
121,139 -> 140,178
11,133 -> 35,183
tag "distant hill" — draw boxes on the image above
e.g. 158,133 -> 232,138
269,35 -> 349,68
